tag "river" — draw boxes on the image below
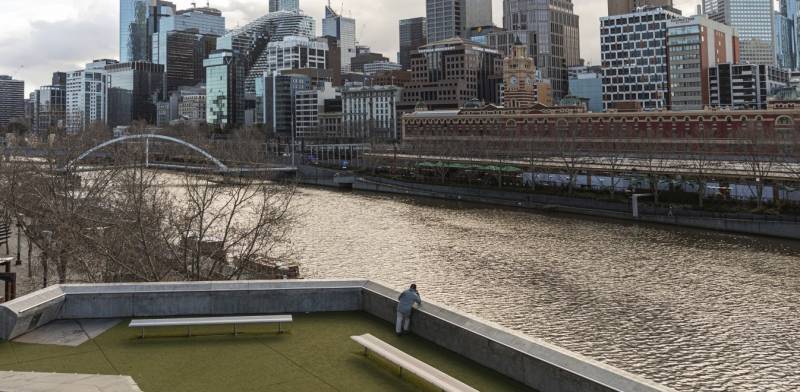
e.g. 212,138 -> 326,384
291,186 -> 800,392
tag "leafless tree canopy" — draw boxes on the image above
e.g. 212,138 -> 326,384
0,129 -> 296,287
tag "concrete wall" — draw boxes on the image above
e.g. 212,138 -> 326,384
361,281 -> 671,392
0,280 -> 676,392
346,175 -> 800,240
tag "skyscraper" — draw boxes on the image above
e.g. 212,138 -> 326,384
323,5 -> 356,72
425,0 -> 492,43
120,0 -> 153,63
775,0 -> 797,69
66,60 -> 117,133
666,15 -> 738,110
0,75 -> 25,130
608,0 -> 674,16
398,17 -> 427,70
218,10 -> 315,95
494,0 -> 581,100
204,50 -> 244,129
703,0 -> 775,65
269,0 -> 299,12
152,4 -> 226,67
600,7 -> 679,111
106,62 -> 165,128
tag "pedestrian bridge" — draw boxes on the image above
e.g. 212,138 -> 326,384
58,134 -> 297,174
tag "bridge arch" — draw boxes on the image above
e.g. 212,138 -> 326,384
63,134 -> 229,171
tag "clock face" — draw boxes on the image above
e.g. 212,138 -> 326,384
510,76 -> 518,87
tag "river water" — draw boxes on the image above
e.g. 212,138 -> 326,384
291,186 -> 800,392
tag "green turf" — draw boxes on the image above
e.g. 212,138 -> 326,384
0,312 -> 534,392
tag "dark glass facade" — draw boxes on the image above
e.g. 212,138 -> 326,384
33,85 -> 66,134
106,62 -> 165,127
257,74 -> 311,135
120,0 -> 152,63
204,50 -> 245,129
166,30 -> 216,91
399,17 -> 427,70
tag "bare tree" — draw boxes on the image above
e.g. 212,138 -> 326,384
736,121 -> 777,209
0,129 -> 297,288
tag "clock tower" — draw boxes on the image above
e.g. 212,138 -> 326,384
503,39 -> 552,108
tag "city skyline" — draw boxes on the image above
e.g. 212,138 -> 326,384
1,0 -> 702,94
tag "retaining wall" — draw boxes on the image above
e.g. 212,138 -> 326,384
341,174 -> 800,240
0,280 -> 675,392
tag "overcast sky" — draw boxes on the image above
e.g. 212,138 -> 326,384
1,0 -> 701,94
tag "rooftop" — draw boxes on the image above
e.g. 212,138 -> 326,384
0,312 -> 531,392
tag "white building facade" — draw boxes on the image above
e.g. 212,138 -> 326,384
294,82 -> 340,139
266,36 -> 329,75
342,85 -> 402,140
66,60 -> 116,133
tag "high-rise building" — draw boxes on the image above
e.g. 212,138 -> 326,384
218,10 -> 315,95
106,62 -> 165,128
492,0 -> 581,100
0,75 -> 25,130
204,50 -> 245,128
425,0 -> 492,43
269,0 -> 299,12
32,72 -> 67,134
265,36 -> 329,76
66,60 -> 117,133
323,5 -> 356,72
295,82 -> 340,140
120,0 -> 152,63
703,0 -> 775,65
162,30 -> 217,92
775,0 -> 797,70
152,4 -> 225,71
709,63 -> 789,109
667,15 -> 739,111
256,73 -> 311,135
401,37 -> 503,109
608,0 -> 674,16
465,0 -> 493,31
399,18 -> 428,70
600,7 -> 680,111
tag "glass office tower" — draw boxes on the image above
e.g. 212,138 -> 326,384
204,50 -> 244,129
269,0 -> 299,12
398,17 -> 427,70
323,5 -> 356,72
120,0 -> 152,63
704,0 -> 775,64
106,62 -> 165,127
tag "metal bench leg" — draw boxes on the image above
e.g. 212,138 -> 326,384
141,328 -> 144,339
234,324 -> 238,336
278,323 -> 282,334
188,326 -> 191,337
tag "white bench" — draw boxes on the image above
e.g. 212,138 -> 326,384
129,315 -> 292,338
351,333 -> 479,392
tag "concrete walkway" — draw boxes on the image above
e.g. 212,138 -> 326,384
0,371 -> 142,392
